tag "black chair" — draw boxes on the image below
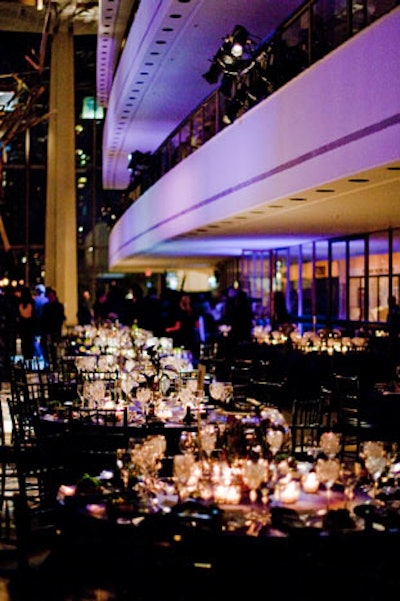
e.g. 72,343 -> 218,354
331,373 -> 375,463
5,384 -> 68,596
290,396 -> 328,460
0,399 -> 19,540
66,406 -> 128,477
46,365 -> 79,405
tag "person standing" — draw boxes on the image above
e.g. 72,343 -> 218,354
77,289 -> 94,326
17,286 -> 35,360
165,293 -> 200,361
42,287 -> 66,365
33,283 -> 49,358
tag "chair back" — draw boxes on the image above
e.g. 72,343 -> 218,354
66,406 -> 128,477
290,396 -> 326,459
8,383 -> 42,448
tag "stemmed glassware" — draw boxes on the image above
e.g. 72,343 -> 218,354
242,457 -> 268,520
199,424 -> 218,460
388,442 -> 400,487
339,462 -> 359,510
266,429 -> 284,457
319,431 -> 341,458
209,382 -> 233,406
136,386 -> 152,421
315,457 -> 341,510
361,441 -> 387,499
173,454 -> 196,502
121,373 -> 136,402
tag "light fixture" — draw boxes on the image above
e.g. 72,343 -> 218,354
202,24 -> 257,84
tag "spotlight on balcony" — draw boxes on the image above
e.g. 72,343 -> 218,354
202,24 -> 256,84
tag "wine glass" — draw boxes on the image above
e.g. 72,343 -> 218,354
199,424 -> 218,460
121,373 -> 136,402
266,429 -> 284,457
136,386 -> 152,421
209,382 -> 233,406
242,457 -> 268,520
173,454 -> 196,502
365,454 -> 387,499
320,431 -> 341,458
340,464 -> 358,510
209,381 -> 225,403
315,457 -> 341,510
361,441 -> 387,498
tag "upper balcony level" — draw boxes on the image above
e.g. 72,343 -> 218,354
107,2 -> 400,273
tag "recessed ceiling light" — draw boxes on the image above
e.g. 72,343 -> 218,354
387,166 -> 400,170
348,178 -> 369,183
315,189 -> 335,193
289,197 -> 307,201
269,204 -> 283,208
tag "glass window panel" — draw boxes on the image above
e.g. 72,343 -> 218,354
301,242 -> 314,319
352,0 -> 368,34
4,133 -> 26,165
313,0 -> 349,54
29,169 -> 46,245
203,94 -> 218,142
369,231 -> 389,322
191,108 -> 204,150
179,122 -> 192,159
315,240 -> 329,319
29,121 -> 48,165
349,238 -> 366,321
281,11 -> 310,81
392,227 -> 400,308
331,240 -> 347,320
2,168 -> 27,246
288,246 -> 300,318
368,0 -> 397,22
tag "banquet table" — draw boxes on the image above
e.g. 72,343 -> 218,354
55,475 -> 400,598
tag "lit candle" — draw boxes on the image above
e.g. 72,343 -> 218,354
302,471 -> 320,493
280,480 -> 300,504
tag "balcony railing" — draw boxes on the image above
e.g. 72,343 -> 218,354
124,0 -> 398,207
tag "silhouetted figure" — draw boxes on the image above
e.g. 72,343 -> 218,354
93,289 -> 109,324
122,284 -> 144,326
223,285 -> 253,344
165,293 -> 200,360
106,279 -> 125,322
17,286 -> 35,360
141,287 -> 164,336
387,295 -> 400,334
272,290 -> 290,329
77,289 -> 94,326
42,287 -> 66,365
33,283 -> 49,358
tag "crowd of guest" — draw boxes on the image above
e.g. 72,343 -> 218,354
0,283 -> 66,367
75,280 -> 256,363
